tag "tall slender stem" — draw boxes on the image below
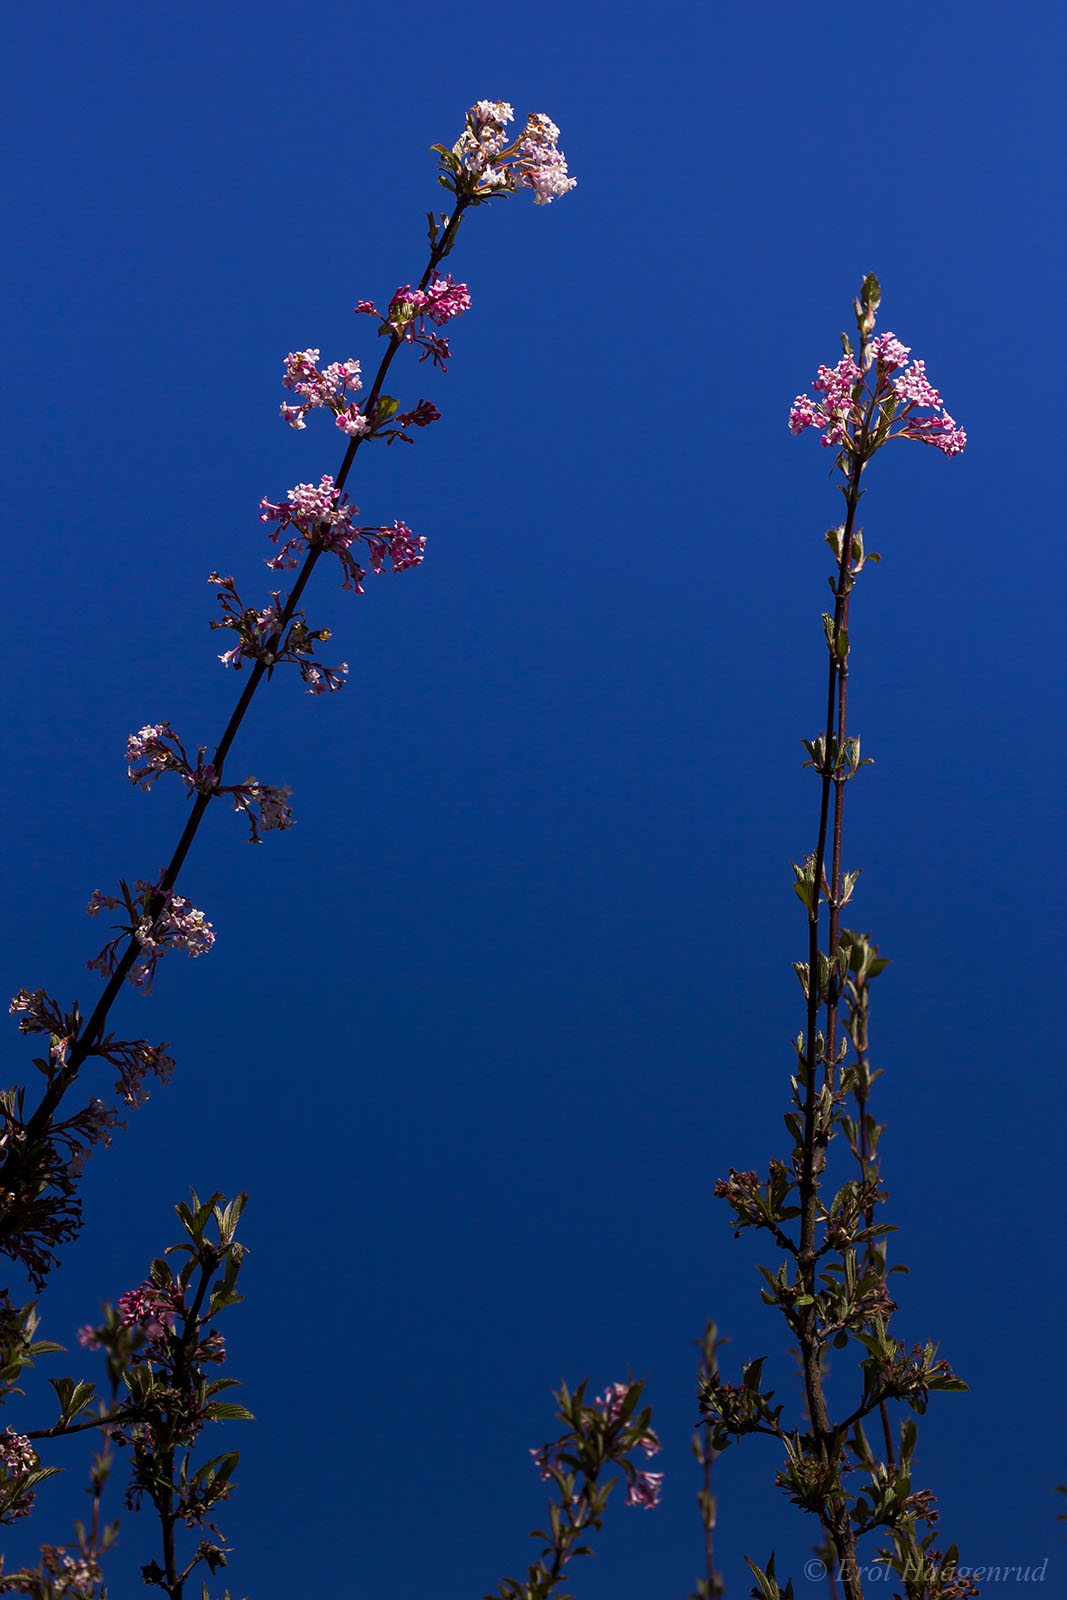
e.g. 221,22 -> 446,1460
797,445 -> 866,1598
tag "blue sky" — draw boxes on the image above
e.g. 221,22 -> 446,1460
3,0 -> 1065,1593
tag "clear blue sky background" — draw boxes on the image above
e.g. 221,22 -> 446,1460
3,1 -> 1065,1593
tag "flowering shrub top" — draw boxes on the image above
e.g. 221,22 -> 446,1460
790,320 -> 966,457
436,101 -> 577,207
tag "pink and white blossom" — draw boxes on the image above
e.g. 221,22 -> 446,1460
870,332 -> 911,371
898,411 -> 967,456
626,1470 -> 664,1509
96,1036 -> 175,1106
336,404 -> 370,437
892,358 -> 941,409
0,1429 -> 36,1474
87,881 -> 215,992
301,660 -> 349,695
789,394 -> 822,435
595,1381 -> 630,1421
260,477 -> 425,591
280,348 -> 362,430
446,102 -> 577,206
0,1428 -> 39,1522
135,895 -> 214,965
530,1442 -> 560,1481
229,778 -> 294,842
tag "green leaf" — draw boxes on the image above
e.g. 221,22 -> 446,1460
204,1402 -> 255,1421
742,1357 -> 766,1392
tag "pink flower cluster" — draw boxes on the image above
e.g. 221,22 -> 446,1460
9,985 -> 75,1070
788,355 -> 862,450
208,574 -> 350,695
364,520 -> 426,575
0,1429 -> 36,1474
280,348 -> 367,434
531,1441 -> 662,1508
0,1427 -> 38,1523
87,881 -> 215,992
96,1035 -> 175,1107
125,720 -> 293,843
626,1470 -> 664,1509
869,332 -> 910,371
126,721 -> 217,794
279,343 -> 449,432
229,777 -> 294,841
127,722 -> 180,787
73,1097 -> 121,1161
594,1381 -> 662,1457
445,101 -> 577,206
12,978 -> 173,1108
789,332 -> 965,457
118,1280 -> 184,1341
354,276 -> 469,371
259,475 -> 426,592
301,662 -> 349,696
136,895 -> 214,967
209,575 -> 283,667
529,1379 -> 663,1512
391,275 -> 471,330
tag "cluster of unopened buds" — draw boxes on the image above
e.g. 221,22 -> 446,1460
118,1280 -> 185,1342
436,100 -> 577,207
790,331 -> 966,457
87,880 -> 215,992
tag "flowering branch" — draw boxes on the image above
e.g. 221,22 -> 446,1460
705,277 -> 973,1600
0,1309 -> 140,1596
0,99 -> 576,1294
488,1378 -> 660,1600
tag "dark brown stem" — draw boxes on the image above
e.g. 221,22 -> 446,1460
797,444 -> 866,1598
25,1404 -> 134,1441
157,1451 -> 180,1597
149,1247 -> 222,1596
700,1421 -> 719,1598
542,1485 -> 590,1594
851,980 -> 896,1469
824,571 -> 854,1085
